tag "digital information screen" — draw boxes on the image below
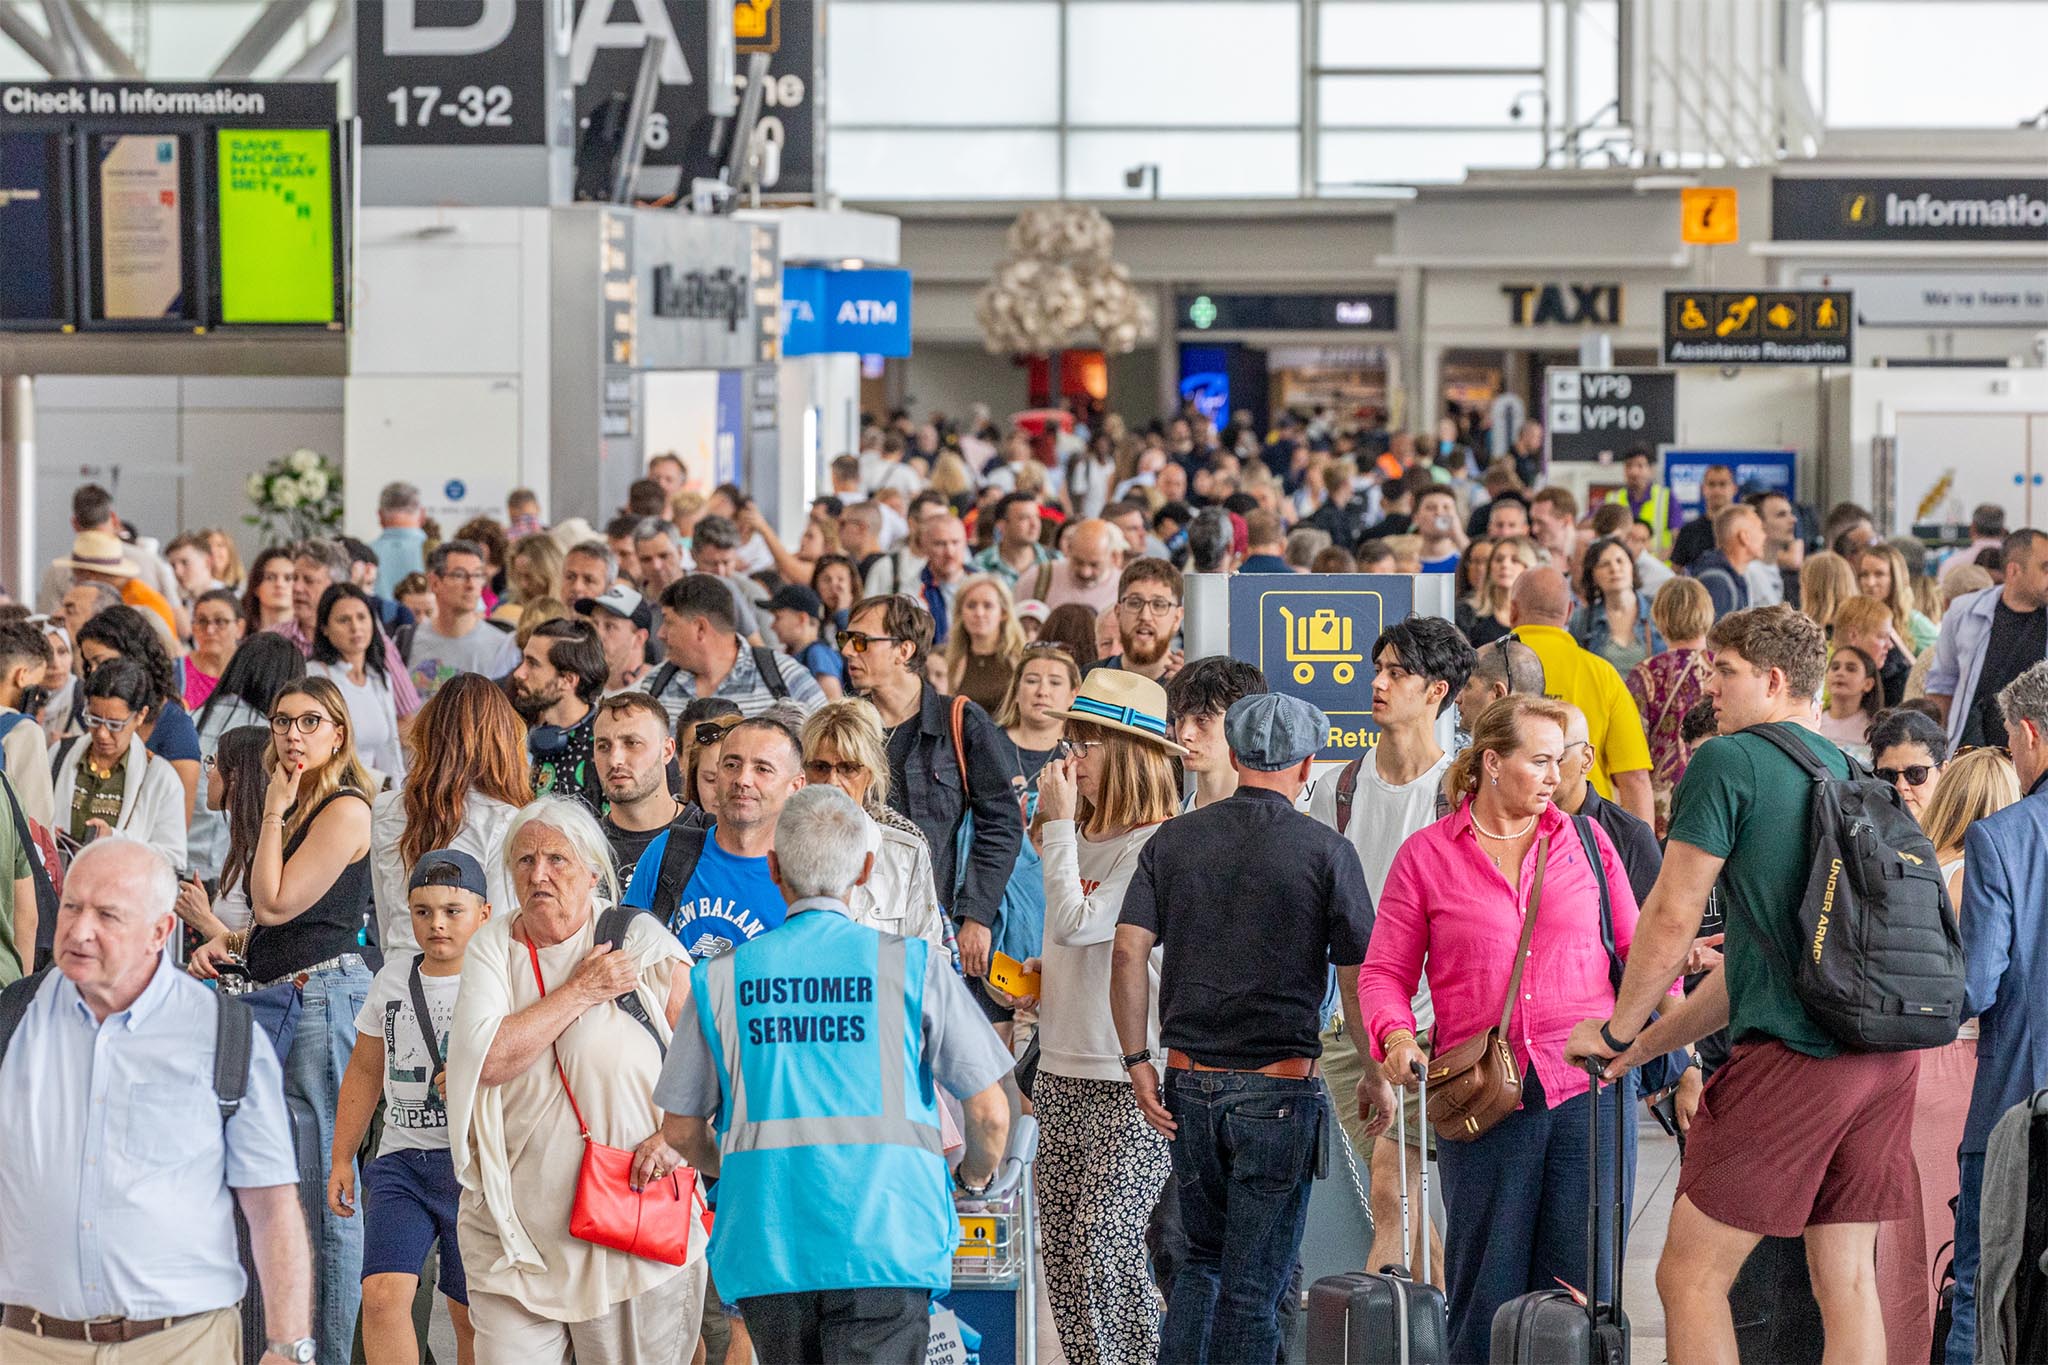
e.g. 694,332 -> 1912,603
214,127 -> 336,325
93,131 -> 189,321
0,129 -> 70,327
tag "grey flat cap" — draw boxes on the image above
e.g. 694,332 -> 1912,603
1225,692 -> 1327,771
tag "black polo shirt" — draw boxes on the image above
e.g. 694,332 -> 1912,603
1574,786 -> 1662,908
1118,786 -> 1373,1069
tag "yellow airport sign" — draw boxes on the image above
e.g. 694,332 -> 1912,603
1682,187 -> 1740,245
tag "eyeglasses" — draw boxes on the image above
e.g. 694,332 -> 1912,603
836,630 -> 902,656
804,759 -> 868,783
83,712 -> 136,732
1057,738 -> 1102,760
692,717 -> 742,747
1955,745 -> 2011,760
1118,595 -> 1180,617
436,569 -> 487,584
1874,764 -> 1935,787
269,712 -> 331,735
192,615 -> 238,632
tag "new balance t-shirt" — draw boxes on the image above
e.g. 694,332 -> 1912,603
623,826 -> 788,961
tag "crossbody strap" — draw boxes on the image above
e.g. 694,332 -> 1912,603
525,937 -> 591,1141
407,956 -> 445,1078
1572,815 -> 1622,993
1495,834 -> 1550,1036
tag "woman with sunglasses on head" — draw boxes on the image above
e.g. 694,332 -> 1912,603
1007,669 -> 1183,1365
191,633 -> 307,891
308,582 -> 406,782
798,698 -> 949,949
76,604 -> 203,824
243,546 -> 298,634
678,699 -> 742,818
205,676 -> 379,1364
51,657 -> 187,868
177,587 -> 245,711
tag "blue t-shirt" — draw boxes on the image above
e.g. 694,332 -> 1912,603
622,825 -> 788,961
797,640 -> 845,687
1420,551 -> 1461,576
145,698 -> 202,764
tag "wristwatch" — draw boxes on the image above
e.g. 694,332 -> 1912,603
1120,1047 -> 1153,1070
266,1339 -> 316,1363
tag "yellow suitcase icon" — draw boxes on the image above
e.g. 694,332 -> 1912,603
1277,605 -> 1361,685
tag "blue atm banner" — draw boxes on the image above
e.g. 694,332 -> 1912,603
1228,574 -> 1416,760
783,267 -> 913,357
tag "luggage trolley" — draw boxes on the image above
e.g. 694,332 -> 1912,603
946,1114 -> 1040,1365
1278,605 -> 1361,685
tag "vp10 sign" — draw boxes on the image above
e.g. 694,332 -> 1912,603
1544,368 -> 1677,464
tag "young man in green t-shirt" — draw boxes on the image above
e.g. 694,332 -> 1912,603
1566,604 -> 1917,1363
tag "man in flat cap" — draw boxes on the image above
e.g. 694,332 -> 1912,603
1111,692 -> 1394,1363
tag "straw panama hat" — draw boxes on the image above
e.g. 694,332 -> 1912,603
1052,668 -> 1188,756
58,530 -> 137,580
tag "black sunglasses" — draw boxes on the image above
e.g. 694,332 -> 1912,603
693,717 -> 742,747
1874,764 -> 1935,787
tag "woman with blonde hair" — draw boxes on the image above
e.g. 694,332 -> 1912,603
1908,566 -> 1996,699
998,643 -> 1082,789
930,451 -> 976,507
1626,576 -> 1718,837
1020,670 -> 1184,1365
798,698 -> 949,948
505,532 -> 565,607
1856,542 -> 1938,653
1799,551 -> 1858,632
946,573 -> 1028,713
195,674 -> 379,1362
1458,534 -> 1539,646
205,526 -> 247,592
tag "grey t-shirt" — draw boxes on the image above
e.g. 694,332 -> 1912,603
406,618 -> 521,700
653,906 -> 1014,1120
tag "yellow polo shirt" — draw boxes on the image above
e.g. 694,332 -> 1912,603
1510,624 -> 1654,799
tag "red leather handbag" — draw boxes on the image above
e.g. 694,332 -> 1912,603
527,938 -> 697,1266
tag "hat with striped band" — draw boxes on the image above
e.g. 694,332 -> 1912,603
1052,668 -> 1187,756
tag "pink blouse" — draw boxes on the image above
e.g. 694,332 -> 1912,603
1359,798 -> 1641,1110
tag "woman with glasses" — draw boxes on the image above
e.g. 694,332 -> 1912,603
210,676 -> 379,1364
51,657 -> 186,868
308,582 -> 406,781
1874,745 -> 2020,1363
1019,669 -> 1183,1365
76,604 -> 203,824
178,587 -> 245,711
798,699 -> 949,948
998,643 -> 1081,791
243,546 -> 298,634
945,574 -> 1027,713
191,634 -> 307,890
1869,708 -> 1951,826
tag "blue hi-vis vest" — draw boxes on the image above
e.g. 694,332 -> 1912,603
692,907 -> 955,1300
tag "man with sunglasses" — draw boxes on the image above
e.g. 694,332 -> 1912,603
840,594 -> 1022,1005
1089,559 -> 1185,684
402,540 -> 519,703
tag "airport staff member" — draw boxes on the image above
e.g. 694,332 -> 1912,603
0,837 -> 313,1365
637,784 -> 1014,1365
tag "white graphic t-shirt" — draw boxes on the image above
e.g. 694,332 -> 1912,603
354,953 -> 461,1152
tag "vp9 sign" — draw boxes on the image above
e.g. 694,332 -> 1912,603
1545,368 -> 1678,464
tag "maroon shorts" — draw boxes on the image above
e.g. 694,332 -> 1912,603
1676,1040 -> 1920,1238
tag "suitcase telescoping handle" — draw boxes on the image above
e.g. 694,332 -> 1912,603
1578,1056 -> 1625,1319
1413,1059 -> 1429,1290
1390,1058 -> 1431,1288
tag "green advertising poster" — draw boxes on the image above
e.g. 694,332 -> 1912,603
215,128 -> 335,324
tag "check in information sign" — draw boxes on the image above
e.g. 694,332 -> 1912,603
215,127 -> 335,324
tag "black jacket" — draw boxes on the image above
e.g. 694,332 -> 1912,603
886,684 -> 1024,928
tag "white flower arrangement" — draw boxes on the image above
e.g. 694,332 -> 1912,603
246,448 -> 342,544
976,205 -> 1156,356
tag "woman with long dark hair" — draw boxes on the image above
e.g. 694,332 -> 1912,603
308,582 -> 405,779
243,546 -> 298,634
369,673 -> 528,954
76,604 -> 202,822
1569,535 -> 1664,674
176,724 -> 274,943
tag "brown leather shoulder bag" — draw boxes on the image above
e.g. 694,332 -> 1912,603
1425,834 -> 1548,1143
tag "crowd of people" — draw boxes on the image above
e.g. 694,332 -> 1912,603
0,400 -> 2041,1365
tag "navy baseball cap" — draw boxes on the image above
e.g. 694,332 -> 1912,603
409,848 -> 489,899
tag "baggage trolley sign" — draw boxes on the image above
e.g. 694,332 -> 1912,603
1228,577 -> 1416,761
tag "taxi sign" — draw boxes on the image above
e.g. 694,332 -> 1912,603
1681,187 -> 1739,245
1227,574 -> 1417,760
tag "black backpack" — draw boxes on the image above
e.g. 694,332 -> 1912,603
1742,722 -> 1965,1052
646,647 -> 790,707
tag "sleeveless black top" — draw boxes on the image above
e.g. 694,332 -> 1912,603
246,789 -> 374,983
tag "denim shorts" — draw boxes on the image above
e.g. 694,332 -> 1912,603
361,1146 -> 468,1304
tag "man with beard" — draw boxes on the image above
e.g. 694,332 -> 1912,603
1089,559 -> 1185,683
592,693 -> 695,895
509,618 -> 609,814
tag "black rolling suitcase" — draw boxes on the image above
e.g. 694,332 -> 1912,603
1307,1059 -> 1449,1364
1489,1059 -> 1630,1364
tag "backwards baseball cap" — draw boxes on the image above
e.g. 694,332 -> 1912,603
1224,693 -> 1327,772
762,583 -> 824,621
408,848 -> 489,900
576,583 -> 654,631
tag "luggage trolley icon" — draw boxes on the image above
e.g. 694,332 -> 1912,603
1277,605 -> 1360,685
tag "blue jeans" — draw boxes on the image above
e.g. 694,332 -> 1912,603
282,959 -> 372,1364
1434,1066 -> 1636,1365
1946,1151 -> 1985,1365
1159,1070 -> 1324,1365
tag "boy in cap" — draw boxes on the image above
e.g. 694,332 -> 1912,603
328,850 -> 494,1365
763,584 -> 845,700
1112,691 -> 1396,1363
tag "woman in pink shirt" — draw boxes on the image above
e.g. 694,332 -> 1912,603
1360,693 -> 1642,1363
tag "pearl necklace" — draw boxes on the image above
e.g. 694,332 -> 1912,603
1472,810 -> 1538,870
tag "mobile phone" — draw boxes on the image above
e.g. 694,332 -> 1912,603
988,952 -> 1040,999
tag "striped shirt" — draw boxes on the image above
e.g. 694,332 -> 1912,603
639,634 -> 825,725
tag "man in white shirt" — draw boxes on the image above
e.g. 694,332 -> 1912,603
1305,617 -> 1475,1283
404,540 -> 520,701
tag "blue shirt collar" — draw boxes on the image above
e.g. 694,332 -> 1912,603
784,896 -> 852,919
60,954 -> 178,1032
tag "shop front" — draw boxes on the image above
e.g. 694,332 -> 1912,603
1172,289 -> 1400,428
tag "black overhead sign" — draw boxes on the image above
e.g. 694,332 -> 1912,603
355,0 -> 553,146
1178,292 -> 1398,332
1773,177 -> 2048,243
0,79 -> 336,125
1663,289 -> 1853,366
1543,369 -> 1677,464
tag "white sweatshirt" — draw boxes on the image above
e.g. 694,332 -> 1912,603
1036,818 -> 1162,1083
